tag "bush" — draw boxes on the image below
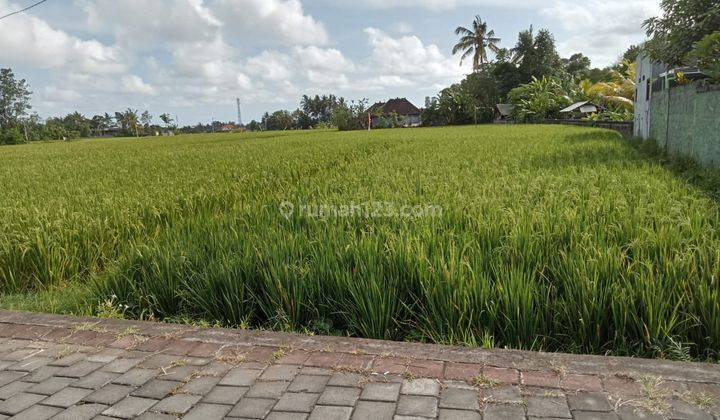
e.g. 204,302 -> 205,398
0,127 -> 25,145
691,32 -> 720,82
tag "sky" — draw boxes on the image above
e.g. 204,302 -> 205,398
0,0 -> 661,125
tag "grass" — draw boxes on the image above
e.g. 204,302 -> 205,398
0,125 -> 719,360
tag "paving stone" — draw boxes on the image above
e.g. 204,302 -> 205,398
140,354 -> 182,369
402,378 -> 441,396
187,342 -> 222,358
439,387 -> 480,410
40,387 -> 92,408
0,372 -> 27,388
567,392 -> 613,412
102,396 -> 158,418
574,412 -> 620,420
51,403 -> 109,420
219,367 -> 262,386
405,359 -> 444,378
86,348 -> 125,363
308,405 -> 352,420
83,384 -> 135,405
274,392 -> 319,412
157,365 -> 198,382
183,402 -> 232,420
135,412 -> 176,420
131,379 -> 180,400
525,396 -> 571,418
113,368 -> 157,386
151,393 -> 202,415
318,386 -> 361,406
8,357 -> 53,372
361,382 -> 401,402
668,399 -> 714,419
439,408 -> 482,420
483,404 -> 525,419
27,377 -> 75,396
396,394 -> 438,417
102,358 -> 142,374
181,375 -> 219,395
523,370 -> 562,388
483,367 -> 520,384
0,381 -> 32,399
72,370 -> 119,389
288,375 -> 330,393
616,405 -> 665,420
197,361 -> 232,377
7,404 -> 61,420
0,393 -> 46,416
300,366 -> 333,376
444,362 -> 483,381
56,361 -> 103,378
3,348 -> 44,362
266,412 -> 309,420
247,381 -> 290,398
351,400 -> 395,420
327,373 -> 363,387
48,353 -> 86,368
23,366 -> 61,383
202,385 -> 248,404
482,385 -> 523,404
563,374 -> 604,392
228,397 -> 276,418
261,365 -> 301,381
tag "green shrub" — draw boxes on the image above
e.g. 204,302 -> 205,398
0,127 -> 25,145
690,32 -> 720,82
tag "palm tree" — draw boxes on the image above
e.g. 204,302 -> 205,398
452,16 -> 501,72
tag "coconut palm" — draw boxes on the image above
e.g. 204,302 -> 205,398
452,16 -> 501,72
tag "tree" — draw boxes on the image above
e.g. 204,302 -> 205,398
0,68 -> 32,131
562,53 -> 592,79
689,32 -> 720,81
643,0 -> 720,66
452,16 -> 501,72
140,111 -> 152,130
508,76 -> 574,122
508,27 -> 563,83
159,113 -> 174,129
116,109 -> 139,137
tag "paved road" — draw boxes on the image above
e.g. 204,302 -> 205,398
0,311 -> 718,419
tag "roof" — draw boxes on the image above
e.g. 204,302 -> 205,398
560,101 -> 598,113
496,104 -> 514,116
369,98 -> 421,116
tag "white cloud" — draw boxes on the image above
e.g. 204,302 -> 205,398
540,0 -> 660,66
0,0 -> 125,74
81,0 -> 221,47
364,28 -> 466,79
121,75 -> 156,95
215,0 -> 329,46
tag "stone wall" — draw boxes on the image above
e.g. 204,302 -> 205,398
650,82 -> 720,167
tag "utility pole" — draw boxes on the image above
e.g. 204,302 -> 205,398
211,116 -> 215,133
236,98 -> 243,126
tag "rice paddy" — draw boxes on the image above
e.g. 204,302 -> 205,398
0,125 -> 718,360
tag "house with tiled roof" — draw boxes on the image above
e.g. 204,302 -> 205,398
368,98 -> 422,128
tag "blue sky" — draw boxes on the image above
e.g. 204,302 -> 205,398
0,0 -> 660,125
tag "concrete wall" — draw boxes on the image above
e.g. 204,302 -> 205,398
650,82 -> 720,167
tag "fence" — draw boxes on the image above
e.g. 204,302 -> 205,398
649,81 -> 720,167
545,119 -> 634,137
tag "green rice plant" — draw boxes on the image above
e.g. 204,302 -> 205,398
1,125 -> 719,359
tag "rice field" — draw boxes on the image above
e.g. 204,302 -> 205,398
0,125 -> 718,360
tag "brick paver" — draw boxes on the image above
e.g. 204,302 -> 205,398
0,310 -> 719,419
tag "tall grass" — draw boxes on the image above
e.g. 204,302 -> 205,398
1,126 -> 718,360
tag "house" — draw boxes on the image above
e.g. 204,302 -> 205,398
221,123 -> 238,132
559,101 -> 599,118
368,98 -> 422,128
634,53 -> 668,139
494,104 -> 514,122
